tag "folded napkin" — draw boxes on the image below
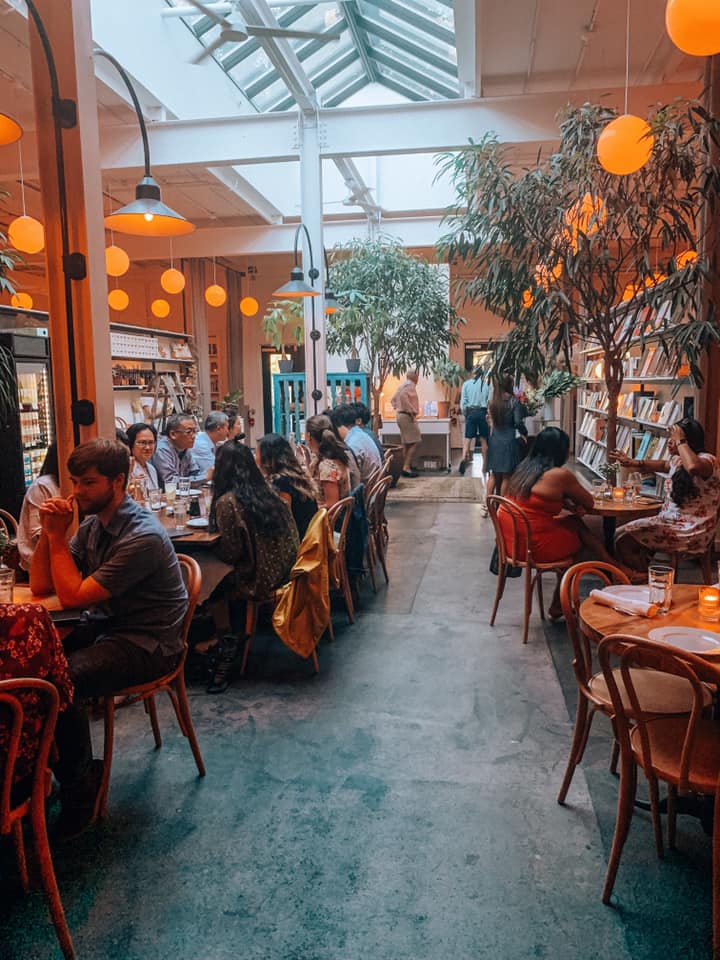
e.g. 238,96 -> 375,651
590,587 -> 659,619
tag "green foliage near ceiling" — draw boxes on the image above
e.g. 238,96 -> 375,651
261,298 -> 305,360
435,100 -> 720,450
327,235 -> 464,422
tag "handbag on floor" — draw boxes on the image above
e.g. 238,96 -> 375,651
489,546 -> 522,578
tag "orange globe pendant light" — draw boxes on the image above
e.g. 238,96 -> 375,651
151,298 -> 171,319
105,244 -> 130,277
161,267 -> 186,294
675,249 -> 698,267
205,284 -> 227,308
521,289 -> 534,309
240,295 -> 259,316
11,291 -> 33,309
597,114 -> 654,175
666,0 -> 720,56
108,288 -> 129,311
8,214 -> 45,254
0,114 -> 22,146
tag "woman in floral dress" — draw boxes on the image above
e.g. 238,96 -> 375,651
305,414 -> 352,507
613,420 -> 720,571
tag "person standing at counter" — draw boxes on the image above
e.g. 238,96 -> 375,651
391,369 -> 421,479
459,365 -> 492,475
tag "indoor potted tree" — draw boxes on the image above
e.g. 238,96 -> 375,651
433,357 -> 466,418
261,299 -> 304,372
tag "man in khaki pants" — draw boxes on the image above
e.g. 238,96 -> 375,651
391,370 -> 421,478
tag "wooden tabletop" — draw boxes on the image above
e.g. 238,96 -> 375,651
154,509 -> 221,547
579,583 -> 720,658
590,497 -> 663,520
12,585 -> 64,611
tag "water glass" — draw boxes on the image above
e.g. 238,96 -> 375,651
173,500 -> 188,530
178,477 -> 191,497
201,484 -> 213,516
165,480 -> 177,505
628,471 -> 643,498
591,478 -> 606,504
623,480 -> 635,503
648,563 -> 674,614
148,487 -> 162,511
0,565 -> 14,603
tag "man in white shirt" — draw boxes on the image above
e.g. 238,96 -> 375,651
391,370 -> 421,478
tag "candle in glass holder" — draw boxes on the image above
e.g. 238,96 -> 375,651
698,586 -> 720,622
611,486 -> 625,502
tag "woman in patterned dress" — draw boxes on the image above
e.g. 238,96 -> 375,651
305,414 -> 353,507
613,419 -> 720,571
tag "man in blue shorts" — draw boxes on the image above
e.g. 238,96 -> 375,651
459,365 -> 492,475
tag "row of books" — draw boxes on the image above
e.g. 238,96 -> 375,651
578,439 -> 608,471
578,429 -> 670,467
582,345 -> 680,381
578,389 -> 682,428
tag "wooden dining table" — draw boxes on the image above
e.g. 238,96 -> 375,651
590,495 -> 663,554
579,582 -> 720,659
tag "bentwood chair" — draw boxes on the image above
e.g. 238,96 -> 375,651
96,554 -> 206,818
0,508 -> 19,539
327,496 -> 356,624
487,495 -> 575,645
557,562 -> 709,805
366,476 -> 392,592
0,678 -> 75,958
598,635 -> 720,956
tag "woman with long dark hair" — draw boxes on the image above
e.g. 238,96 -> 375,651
613,418 -> 720,570
206,440 -> 299,692
257,433 -> 319,539
17,443 -> 60,571
485,375 -> 527,505
306,414 -> 353,506
499,427 -> 638,617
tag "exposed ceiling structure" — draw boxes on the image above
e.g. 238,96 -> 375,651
0,0 -> 706,264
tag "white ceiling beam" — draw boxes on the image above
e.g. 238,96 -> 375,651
333,157 -> 381,220
453,0 -> 482,98
118,215 -> 445,259
207,166 -> 284,224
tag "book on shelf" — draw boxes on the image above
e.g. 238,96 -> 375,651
638,346 -> 657,378
659,399 -> 681,425
636,433 -> 653,458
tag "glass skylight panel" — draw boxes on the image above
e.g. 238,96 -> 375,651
224,46 -> 274,91
375,62 -> 445,101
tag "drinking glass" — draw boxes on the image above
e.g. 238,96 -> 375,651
165,480 -> 177,505
0,565 -> 14,603
591,479 -> 606,504
201,484 -> 213,516
173,500 -> 187,530
178,477 -> 191,497
148,487 -> 162,511
648,563 -> 674,614
628,471 -> 643,499
623,480 -> 635,502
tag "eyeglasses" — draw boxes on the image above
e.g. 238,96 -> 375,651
175,428 -> 197,436
134,440 -> 155,446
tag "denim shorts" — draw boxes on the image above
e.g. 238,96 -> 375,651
464,407 -> 488,440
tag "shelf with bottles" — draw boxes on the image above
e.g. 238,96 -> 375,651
110,323 -> 193,363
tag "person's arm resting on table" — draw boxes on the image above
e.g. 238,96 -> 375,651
31,497 -> 111,607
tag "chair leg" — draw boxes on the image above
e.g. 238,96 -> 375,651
326,613 -> 335,642
367,537 -> 378,593
489,565 -> 507,626
97,697 -> 116,820
146,694 -> 162,750
648,775 -> 665,860
30,796 -> 76,959
341,563 -> 355,624
311,647 -> 320,673
12,818 -> 28,892
557,695 -> 593,804
668,784 -> 677,851
522,566 -> 534,644
240,601 -> 258,676
602,758 -> 638,904
609,739 -> 620,776
376,530 -> 390,584
172,675 -> 206,777
536,571 -> 545,620
712,781 -> 720,960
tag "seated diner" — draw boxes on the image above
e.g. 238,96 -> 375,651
256,433 -> 319,539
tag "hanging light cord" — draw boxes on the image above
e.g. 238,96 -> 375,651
17,139 -> 26,216
624,0 -> 630,116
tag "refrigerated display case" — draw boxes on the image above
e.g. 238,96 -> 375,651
0,332 -> 55,519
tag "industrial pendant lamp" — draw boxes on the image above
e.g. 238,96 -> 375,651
0,113 -> 22,147
666,0 -> 720,56
597,0 -> 654,175
8,139 -> 45,254
274,225 -> 321,297
95,50 -> 194,238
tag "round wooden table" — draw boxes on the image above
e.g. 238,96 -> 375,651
579,582 -> 720,659
590,496 -> 662,554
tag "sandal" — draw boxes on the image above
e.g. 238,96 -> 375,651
206,634 -> 240,694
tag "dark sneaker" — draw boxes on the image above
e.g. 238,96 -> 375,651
206,634 -> 240,694
458,459 -> 467,475
53,759 -> 104,842
401,469 -> 419,478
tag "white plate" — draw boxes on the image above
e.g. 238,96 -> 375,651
599,585 -> 651,602
186,517 -> 209,528
648,626 -> 720,654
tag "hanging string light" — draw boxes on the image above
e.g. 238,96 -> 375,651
205,257 -> 227,307
161,239 -> 186,294
0,113 -> 22,147
8,139 -> 45,254
240,295 -> 259,317
105,184 -> 130,277
665,0 -> 720,56
597,0 -> 654,176
11,291 -> 33,309
108,287 -> 129,311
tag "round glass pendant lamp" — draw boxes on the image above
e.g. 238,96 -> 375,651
240,296 -> 259,317
151,298 -> 171,318
105,244 -> 130,277
11,291 -> 33,309
0,114 -> 22,146
161,267 -> 186,294
666,0 -> 720,55
108,288 -> 129,311
205,284 -> 227,308
9,215 -> 45,254
597,114 -> 654,175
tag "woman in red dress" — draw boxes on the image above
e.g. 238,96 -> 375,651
498,427 -> 638,618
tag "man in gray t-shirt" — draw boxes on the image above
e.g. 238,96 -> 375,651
31,438 -> 188,838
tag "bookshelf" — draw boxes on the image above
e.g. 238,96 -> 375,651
575,302 -> 695,479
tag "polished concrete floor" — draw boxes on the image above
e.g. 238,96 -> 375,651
0,495 -> 714,959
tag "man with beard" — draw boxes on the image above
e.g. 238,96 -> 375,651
30,438 -> 187,837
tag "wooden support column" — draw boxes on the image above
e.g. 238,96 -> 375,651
28,0 -> 114,488
700,55 -> 720,455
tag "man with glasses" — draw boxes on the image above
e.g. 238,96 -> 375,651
151,413 -> 208,488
